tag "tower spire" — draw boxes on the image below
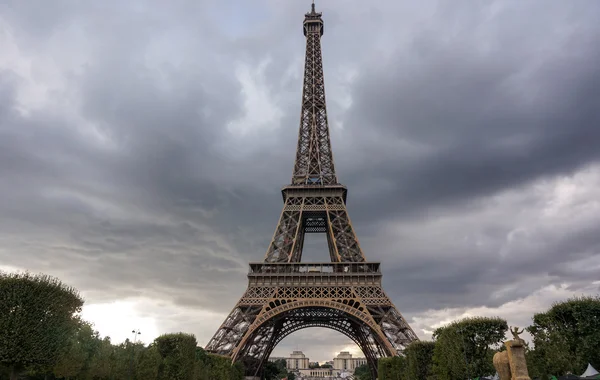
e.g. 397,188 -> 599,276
294,0 -> 333,185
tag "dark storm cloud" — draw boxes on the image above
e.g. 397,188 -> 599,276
0,65 -> 249,307
327,0 -> 600,328
338,1 -> 600,224
1,0 -> 600,360
0,0 -> 253,309
378,220 -> 600,314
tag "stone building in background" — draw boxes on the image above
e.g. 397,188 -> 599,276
332,351 -> 367,372
287,350 -> 310,370
269,350 -> 367,378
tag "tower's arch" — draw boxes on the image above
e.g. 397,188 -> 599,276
231,302 -> 396,377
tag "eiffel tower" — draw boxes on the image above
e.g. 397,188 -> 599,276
206,3 -> 418,378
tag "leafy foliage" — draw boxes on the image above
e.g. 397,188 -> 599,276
155,333 -> 197,380
527,296 -> 600,376
194,347 -> 243,380
405,340 -> 435,380
0,271 -> 244,380
137,344 -> 162,380
0,272 -> 84,380
53,321 -> 99,379
377,356 -> 405,380
432,316 -> 508,380
86,337 -> 115,379
263,358 -> 294,380
263,361 -> 280,380
354,363 -> 372,380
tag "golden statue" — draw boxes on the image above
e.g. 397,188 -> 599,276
510,326 -> 524,341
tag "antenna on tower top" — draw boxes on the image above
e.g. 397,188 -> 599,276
311,0 -> 315,13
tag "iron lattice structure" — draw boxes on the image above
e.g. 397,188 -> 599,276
206,4 -> 418,378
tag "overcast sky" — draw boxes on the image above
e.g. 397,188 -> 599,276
1,0 -> 600,363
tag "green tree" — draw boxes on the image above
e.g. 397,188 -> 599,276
0,364 -> 10,379
525,346 -> 551,380
137,344 -> 161,380
378,356 -> 405,380
231,361 -> 245,380
87,337 -> 115,379
432,316 -> 507,380
527,296 -> 600,376
53,329 -> 87,379
111,341 -> 133,380
354,363 -> 372,380
263,361 -> 280,380
273,358 -> 287,372
194,347 -> 243,380
155,333 -> 197,380
405,341 -> 435,380
53,320 -> 100,380
0,272 -> 84,380
54,339 -> 87,380
264,360 -> 294,380
432,325 -> 468,380
260,358 -> 293,380
193,348 -> 211,380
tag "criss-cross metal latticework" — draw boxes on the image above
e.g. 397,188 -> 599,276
205,4 -> 418,378
292,3 -> 336,187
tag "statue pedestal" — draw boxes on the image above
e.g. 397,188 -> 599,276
505,340 -> 531,380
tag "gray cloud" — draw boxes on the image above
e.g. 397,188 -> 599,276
1,0 -> 600,362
